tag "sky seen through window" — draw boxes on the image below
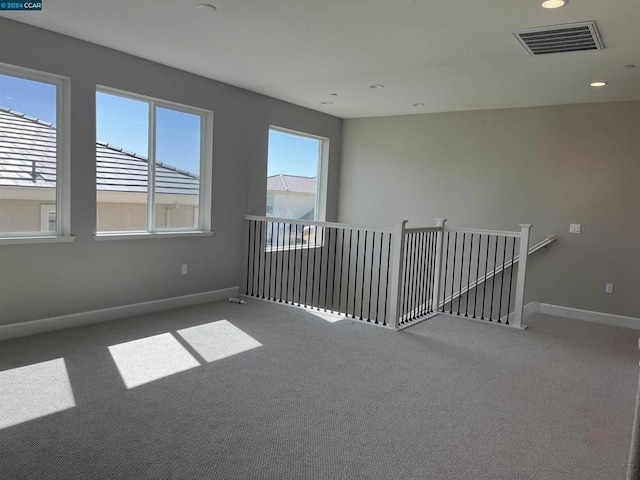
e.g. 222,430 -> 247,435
0,74 -> 320,178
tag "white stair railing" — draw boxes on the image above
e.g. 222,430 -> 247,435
243,215 -> 395,327
243,215 -> 554,331
437,234 -> 557,326
392,221 -> 555,330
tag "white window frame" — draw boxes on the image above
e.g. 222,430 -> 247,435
267,126 -> 329,222
95,86 -> 213,238
0,62 -> 72,245
264,127 -> 329,253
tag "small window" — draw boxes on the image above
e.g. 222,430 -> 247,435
266,128 -> 326,221
266,194 -> 274,215
40,204 -> 56,232
0,65 -> 68,238
96,88 -> 212,234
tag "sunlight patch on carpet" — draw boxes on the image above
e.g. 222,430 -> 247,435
177,320 -> 261,363
108,333 -> 200,389
0,358 -> 76,429
306,309 -> 345,323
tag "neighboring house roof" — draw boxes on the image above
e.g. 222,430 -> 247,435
267,174 -> 316,194
0,107 -> 199,195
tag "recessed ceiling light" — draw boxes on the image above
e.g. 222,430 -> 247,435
412,103 -> 425,107
369,84 -> 384,89
197,4 -> 217,11
321,101 -> 333,105
541,0 -> 567,9
590,81 -> 607,87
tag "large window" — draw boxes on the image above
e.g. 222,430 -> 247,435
96,88 -> 212,234
0,64 -> 68,239
266,127 -> 326,221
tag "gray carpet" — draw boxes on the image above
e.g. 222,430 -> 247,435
0,300 -> 638,479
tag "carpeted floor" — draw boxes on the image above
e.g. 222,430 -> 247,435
0,299 -> 638,480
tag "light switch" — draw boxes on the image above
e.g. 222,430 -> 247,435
605,283 -> 614,294
569,224 -> 581,234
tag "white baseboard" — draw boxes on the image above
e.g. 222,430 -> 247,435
522,301 -> 640,330
496,301 -> 539,327
524,301 -> 540,320
0,286 -> 239,342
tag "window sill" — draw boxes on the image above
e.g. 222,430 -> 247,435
94,231 -> 214,241
0,235 -> 76,245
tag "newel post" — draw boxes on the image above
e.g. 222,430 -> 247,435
387,220 -> 408,330
431,219 -> 447,313
512,224 -> 532,328
242,217 -> 251,296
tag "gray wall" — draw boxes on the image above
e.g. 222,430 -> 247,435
339,102 -> 640,318
0,18 -> 342,325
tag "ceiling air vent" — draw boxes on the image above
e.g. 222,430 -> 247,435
513,21 -> 604,56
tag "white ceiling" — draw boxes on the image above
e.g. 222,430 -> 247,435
2,0 -> 640,118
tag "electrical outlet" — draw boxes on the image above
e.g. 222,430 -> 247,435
605,283 -> 614,294
181,264 -> 188,275
569,224 -> 581,234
